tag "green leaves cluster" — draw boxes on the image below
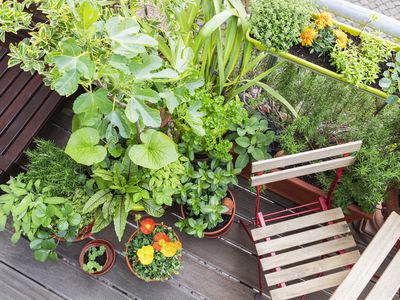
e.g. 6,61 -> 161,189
0,1 -> 32,42
379,51 -> 400,105
82,245 -> 106,274
0,177 -> 81,262
175,160 -> 239,238
126,225 -> 182,281
228,115 -> 275,169
331,32 -> 394,86
250,0 -> 314,51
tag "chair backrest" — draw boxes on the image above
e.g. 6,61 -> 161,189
251,141 -> 362,187
331,212 -> 400,300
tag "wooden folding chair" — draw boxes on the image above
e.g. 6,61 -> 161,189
239,141 -> 363,299
331,211 -> 400,300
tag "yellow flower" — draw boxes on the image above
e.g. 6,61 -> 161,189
315,12 -> 333,29
333,29 -> 348,48
137,245 -> 154,265
300,27 -> 317,47
160,241 -> 181,258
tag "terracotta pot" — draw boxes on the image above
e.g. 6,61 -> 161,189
79,239 -> 116,276
180,189 -> 236,238
56,223 -> 93,242
125,224 -> 181,282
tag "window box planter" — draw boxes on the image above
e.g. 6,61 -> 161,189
246,22 -> 400,99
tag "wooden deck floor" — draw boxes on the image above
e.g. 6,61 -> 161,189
1,99 -> 397,300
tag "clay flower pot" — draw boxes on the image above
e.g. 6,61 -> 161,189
125,224 -> 181,281
79,239 -> 116,276
56,223 -> 93,242
180,189 -> 236,238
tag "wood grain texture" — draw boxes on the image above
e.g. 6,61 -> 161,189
252,141 -> 362,172
251,156 -> 355,186
251,208 -> 345,241
332,212 -> 400,300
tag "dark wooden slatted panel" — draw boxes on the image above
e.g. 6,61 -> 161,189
0,67 -> 21,94
0,71 -> 34,114
0,84 -> 52,155
5,91 -> 63,160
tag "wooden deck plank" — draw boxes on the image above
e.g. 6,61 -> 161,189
251,208 -> 345,241
0,261 -> 64,300
0,230 -> 133,300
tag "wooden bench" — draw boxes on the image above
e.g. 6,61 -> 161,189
0,40 -> 65,181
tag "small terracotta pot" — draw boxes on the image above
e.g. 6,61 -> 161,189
125,224 -> 181,282
56,223 -> 93,242
79,239 -> 116,276
180,189 -> 236,238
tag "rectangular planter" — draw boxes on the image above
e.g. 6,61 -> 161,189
246,22 -> 400,99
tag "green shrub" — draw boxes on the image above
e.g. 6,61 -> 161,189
250,0 -> 314,51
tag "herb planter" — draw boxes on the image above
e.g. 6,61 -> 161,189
79,239 -> 116,276
180,189 -> 236,238
56,223 -> 93,242
246,22 -> 400,99
125,223 -> 182,282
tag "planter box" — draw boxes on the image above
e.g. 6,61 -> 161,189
240,165 -> 373,222
246,22 -> 400,99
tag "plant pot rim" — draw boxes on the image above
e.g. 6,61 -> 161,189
55,223 -> 93,242
124,223 -> 181,282
79,239 -> 116,276
180,189 -> 236,238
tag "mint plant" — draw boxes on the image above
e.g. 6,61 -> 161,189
228,115 -> 275,169
83,246 -> 106,274
0,176 -> 81,262
175,160 -> 239,238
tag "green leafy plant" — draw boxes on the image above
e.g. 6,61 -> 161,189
228,114 -> 275,169
176,89 -> 247,162
0,176 -> 81,262
0,0 -> 32,42
175,160 -> 239,238
250,0 -> 314,51
310,27 -> 336,57
125,220 -> 182,282
82,246 -> 106,274
379,51 -> 400,104
331,32 -> 393,86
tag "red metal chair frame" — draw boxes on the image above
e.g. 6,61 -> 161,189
239,154 -> 350,298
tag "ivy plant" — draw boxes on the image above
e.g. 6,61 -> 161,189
0,176 -> 81,262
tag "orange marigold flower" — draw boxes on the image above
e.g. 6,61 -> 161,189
333,29 -> 348,48
315,12 -> 333,29
153,232 -> 171,251
137,245 -> 154,265
139,218 -> 156,234
160,242 -> 180,258
300,27 -> 317,47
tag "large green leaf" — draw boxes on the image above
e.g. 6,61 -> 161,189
83,190 -> 112,213
65,127 -> 107,165
106,16 -> 157,58
129,129 -> 178,170
141,200 -> 165,218
73,89 -> 112,115
131,54 -> 178,81
113,196 -> 128,241
53,70 -> 80,96
106,111 -> 131,138
91,211 -> 112,234
77,1 -> 99,30
125,89 -> 161,127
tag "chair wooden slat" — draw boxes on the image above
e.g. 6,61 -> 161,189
252,141 -> 362,173
256,221 -> 351,255
366,250 -> 400,300
331,212 -> 400,300
270,270 -> 350,300
261,235 -> 356,270
251,156 -> 355,186
251,208 -> 344,241
265,250 -> 360,286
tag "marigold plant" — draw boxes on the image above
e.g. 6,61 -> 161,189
315,12 -> 333,29
333,29 -> 348,48
126,222 -> 182,281
301,27 -> 317,46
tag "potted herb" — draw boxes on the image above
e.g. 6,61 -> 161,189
175,160 -> 239,238
125,218 -> 182,282
79,239 -> 116,276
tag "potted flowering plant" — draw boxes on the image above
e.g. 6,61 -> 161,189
125,217 -> 182,282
